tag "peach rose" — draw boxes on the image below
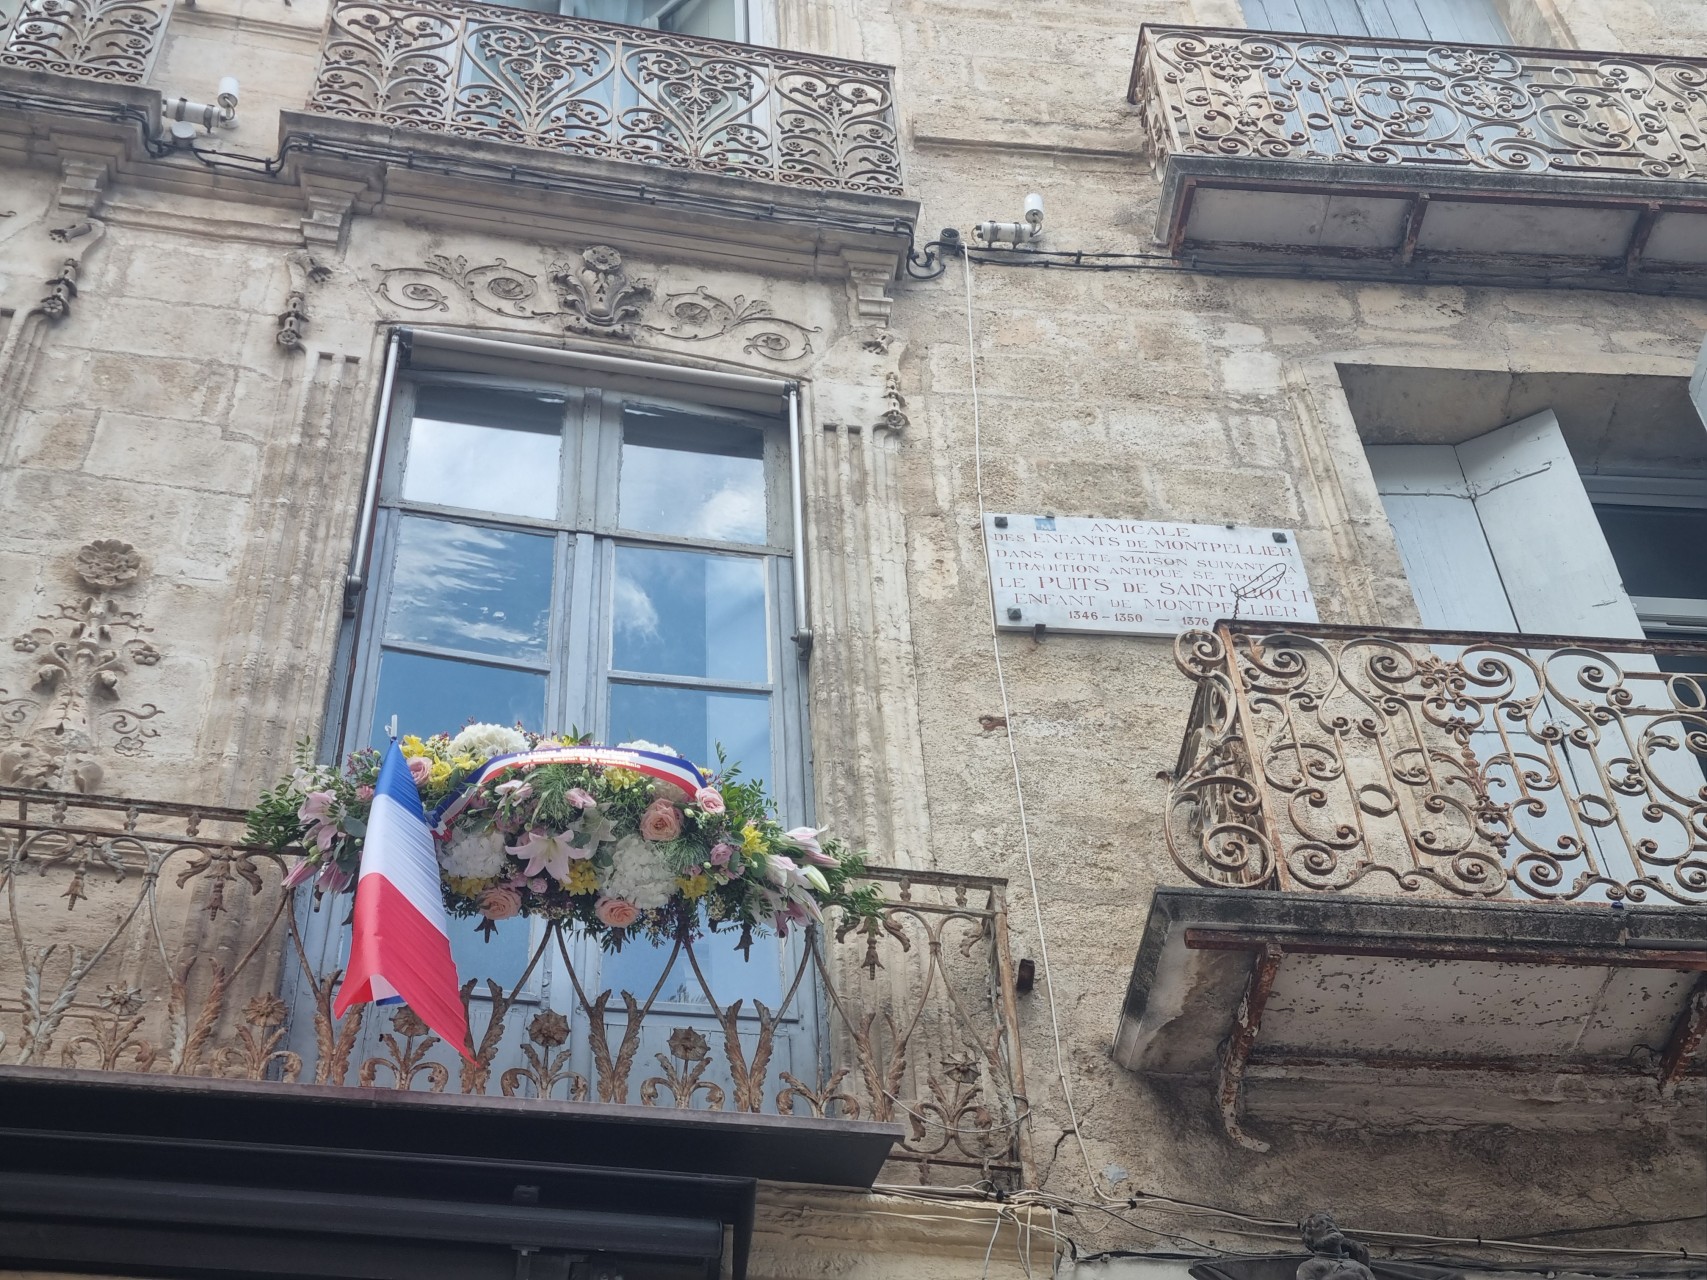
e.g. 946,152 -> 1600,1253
477,886 -> 522,921
408,756 -> 433,785
639,798 -> 683,842
694,787 -> 725,815
595,896 -> 641,928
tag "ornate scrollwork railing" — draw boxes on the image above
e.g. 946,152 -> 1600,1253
0,787 -> 1025,1183
303,0 -> 903,195
0,0 -> 172,82
1168,623 -> 1707,904
1131,25 -> 1707,182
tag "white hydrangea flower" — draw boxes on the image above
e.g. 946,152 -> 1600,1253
602,834 -> 677,909
449,723 -> 529,762
439,826 -> 507,881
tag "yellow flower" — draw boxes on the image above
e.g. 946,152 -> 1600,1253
741,823 -> 764,855
429,761 -> 452,785
453,754 -> 478,772
565,861 -> 599,894
676,873 -> 710,900
446,875 -> 490,898
605,767 -> 640,789
400,735 -> 428,758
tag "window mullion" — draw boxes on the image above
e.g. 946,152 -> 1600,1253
562,531 -> 601,736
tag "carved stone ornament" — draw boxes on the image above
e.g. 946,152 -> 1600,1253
32,219 -> 105,323
277,251 -> 331,350
372,246 -> 820,360
552,244 -> 651,340
0,540 -> 163,792
1297,1214 -> 1375,1280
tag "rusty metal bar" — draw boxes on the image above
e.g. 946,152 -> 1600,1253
1214,942 -> 1283,1154
1216,621 -> 1292,891
1657,973 -> 1707,1088
1215,618 -> 1707,657
987,882 -> 1034,1185
1184,928 -> 1707,972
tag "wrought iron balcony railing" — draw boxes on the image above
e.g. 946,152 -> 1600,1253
0,0 -> 172,83
1168,622 -> 1707,906
303,0 -> 903,196
1129,26 -> 1707,183
0,787 -> 1025,1184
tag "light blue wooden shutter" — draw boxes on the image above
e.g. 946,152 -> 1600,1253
1239,0 -> 1510,40
1370,410 -> 1643,637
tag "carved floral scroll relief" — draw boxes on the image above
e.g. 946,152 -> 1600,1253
371,245 -> 821,361
0,540 -> 163,792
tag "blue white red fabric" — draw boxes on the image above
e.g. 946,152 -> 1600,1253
430,744 -> 704,835
334,741 -> 472,1061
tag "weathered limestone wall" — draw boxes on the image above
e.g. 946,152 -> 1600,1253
868,0 -> 1707,1256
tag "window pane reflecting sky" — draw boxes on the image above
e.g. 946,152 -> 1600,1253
404,387 -> 563,519
619,405 -> 766,544
368,650 -> 544,747
386,516 -> 554,659
612,546 -> 767,682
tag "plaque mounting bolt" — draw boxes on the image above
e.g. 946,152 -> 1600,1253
994,516 -> 1009,528
1006,607 -> 1022,621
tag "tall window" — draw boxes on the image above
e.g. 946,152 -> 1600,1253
320,354 -> 815,1090
350,372 -> 801,810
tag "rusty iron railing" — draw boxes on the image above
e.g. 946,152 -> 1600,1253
0,0 -> 172,82
0,786 -> 1026,1184
303,0 -> 903,195
1130,26 -> 1707,183
1168,623 -> 1707,905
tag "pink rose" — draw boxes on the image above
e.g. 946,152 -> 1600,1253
478,886 -> 522,920
567,787 -> 597,809
695,788 -> 725,815
596,896 -> 641,928
639,798 -> 683,842
408,757 -> 433,785
708,842 -> 734,867
297,790 -> 336,822
356,785 -> 374,802
528,877 -> 548,894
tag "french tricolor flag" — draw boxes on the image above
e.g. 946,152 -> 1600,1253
334,741 -> 473,1062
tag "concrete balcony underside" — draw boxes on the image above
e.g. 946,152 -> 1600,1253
1129,27 -> 1707,293
1116,888 -> 1707,1151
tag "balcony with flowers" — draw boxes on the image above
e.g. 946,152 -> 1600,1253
1127,26 -> 1707,292
1116,622 -> 1707,1152
0,732 -> 1026,1276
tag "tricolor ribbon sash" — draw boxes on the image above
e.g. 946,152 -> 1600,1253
431,744 -> 704,835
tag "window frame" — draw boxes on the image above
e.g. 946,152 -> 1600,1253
1582,472 -> 1707,638
334,358 -> 811,827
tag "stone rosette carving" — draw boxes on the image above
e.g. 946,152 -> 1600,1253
371,246 -> 819,360
0,540 -> 163,792
551,245 -> 652,340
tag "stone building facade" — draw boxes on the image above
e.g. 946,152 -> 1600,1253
1,0 -> 1705,1273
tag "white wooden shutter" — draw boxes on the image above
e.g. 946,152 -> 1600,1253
1369,409 -> 1644,638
